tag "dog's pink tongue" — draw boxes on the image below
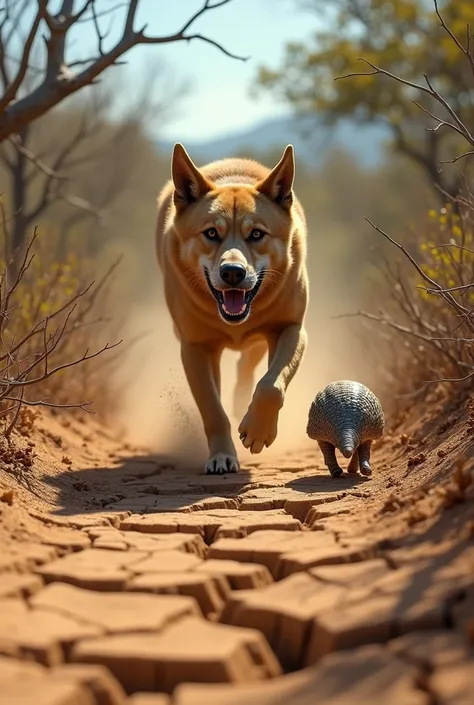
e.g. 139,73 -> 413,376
223,290 -> 245,314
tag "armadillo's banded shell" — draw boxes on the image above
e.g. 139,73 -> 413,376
306,380 -> 384,454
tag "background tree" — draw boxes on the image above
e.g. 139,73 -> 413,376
0,0 -> 245,435
0,0 -> 243,143
0,62 -> 181,277
256,0 -> 474,200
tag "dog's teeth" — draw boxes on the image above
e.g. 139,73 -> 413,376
222,304 -> 247,317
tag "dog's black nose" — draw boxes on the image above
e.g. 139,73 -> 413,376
220,263 -> 246,287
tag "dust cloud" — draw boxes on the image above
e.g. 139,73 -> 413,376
113,297 -> 207,466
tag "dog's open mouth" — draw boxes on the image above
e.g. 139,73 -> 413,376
205,270 -> 263,324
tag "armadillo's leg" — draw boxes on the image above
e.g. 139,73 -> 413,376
358,441 -> 372,476
347,449 -> 359,474
318,441 -> 343,478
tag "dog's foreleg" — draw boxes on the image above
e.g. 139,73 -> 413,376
181,342 -> 238,474
233,339 -> 267,420
238,323 -> 307,454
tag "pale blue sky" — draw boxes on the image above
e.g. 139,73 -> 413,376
15,1 -> 319,141
95,0 -> 318,141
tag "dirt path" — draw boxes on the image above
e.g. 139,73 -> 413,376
0,397 -> 473,704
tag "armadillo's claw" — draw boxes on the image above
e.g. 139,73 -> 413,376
329,465 -> 343,478
358,441 -> 372,476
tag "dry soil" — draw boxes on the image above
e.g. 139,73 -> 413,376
0,390 -> 473,704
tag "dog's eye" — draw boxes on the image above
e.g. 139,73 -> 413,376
248,229 -> 266,242
203,227 -> 219,241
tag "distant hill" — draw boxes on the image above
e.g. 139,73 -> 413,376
157,114 -> 390,169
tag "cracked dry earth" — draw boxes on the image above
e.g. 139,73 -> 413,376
0,395 -> 474,705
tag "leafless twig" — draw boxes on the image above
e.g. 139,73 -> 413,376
0,230 -> 122,437
0,0 -> 246,142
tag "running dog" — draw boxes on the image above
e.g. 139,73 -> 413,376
156,144 -> 308,473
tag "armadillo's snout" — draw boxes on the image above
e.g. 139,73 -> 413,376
339,430 -> 358,458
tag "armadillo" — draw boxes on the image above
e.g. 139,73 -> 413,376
306,380 -> 384,478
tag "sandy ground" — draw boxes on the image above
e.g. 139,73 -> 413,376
0,386 -> 473,705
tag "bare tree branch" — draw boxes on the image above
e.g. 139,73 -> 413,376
0,1 -> 45,113
0,0 -> 246,142
426,370 -> 474,383
365,217 -> 474,326
433,0 -> 474,79
0,231 -> 123,436
334,1 -> 474,397
440,150 -> 474,164
333,309 -> 471,370
2,395 -> 93,411
336,59 -> 474,148
3,387 -> 24,438
2,339 -> 122,388
8,135 -> 68,181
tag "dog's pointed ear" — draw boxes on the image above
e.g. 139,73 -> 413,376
256,145 -> 294,209
172,143 -> 213,210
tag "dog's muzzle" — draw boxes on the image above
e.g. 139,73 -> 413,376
204,269 -> 264,324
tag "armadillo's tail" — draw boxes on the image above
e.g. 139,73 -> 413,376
337,429 -> 359,458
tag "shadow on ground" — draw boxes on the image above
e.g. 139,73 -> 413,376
41,449 -> 370,517
287,475 -> 371,492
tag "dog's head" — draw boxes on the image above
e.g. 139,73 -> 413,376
170,143 -> 296,325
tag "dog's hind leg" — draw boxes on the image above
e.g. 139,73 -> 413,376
233,339 -> 267,419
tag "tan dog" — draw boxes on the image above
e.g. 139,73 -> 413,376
156,144 -> 308,473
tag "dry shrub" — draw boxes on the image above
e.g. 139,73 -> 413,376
338,1 -> 474,404
0,228 -> 126,437
361,199 -> 474,396
0,437 -> 35,484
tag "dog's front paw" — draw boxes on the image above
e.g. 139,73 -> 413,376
238,403 -> 280,455
205,453 -> 240,474
238,382 -> 283,454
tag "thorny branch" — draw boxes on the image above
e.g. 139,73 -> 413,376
433,0 -> 474,80
337,58 -> 474,147
0,227 -> 122,438
336,1 -> 474,392
333,309 -> 471,371
364,218 -> 474,331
